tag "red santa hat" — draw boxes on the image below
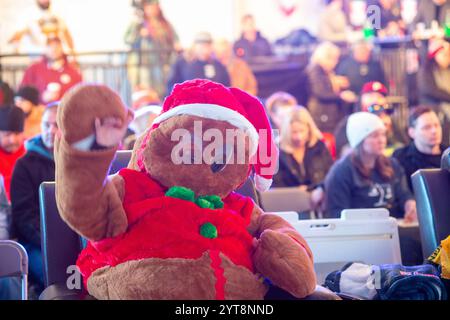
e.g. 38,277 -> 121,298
137,79 -> 278,192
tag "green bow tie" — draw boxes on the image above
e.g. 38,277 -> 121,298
165,186 -> 224,210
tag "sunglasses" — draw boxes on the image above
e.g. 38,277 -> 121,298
367,103 -> 393,115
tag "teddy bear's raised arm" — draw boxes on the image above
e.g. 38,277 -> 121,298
248,205 -> 317,299
54,85 -> 129,241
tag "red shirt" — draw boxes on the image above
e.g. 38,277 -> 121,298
21,56 -> 82,103
77,169 -> 257,298
0,145 -> 26,201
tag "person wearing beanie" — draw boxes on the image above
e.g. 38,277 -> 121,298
334,81 -> 408,158
0,106 -> 26,201
11,102 -> 59,293
15,86 -> 45,139
324,112 -> 416,223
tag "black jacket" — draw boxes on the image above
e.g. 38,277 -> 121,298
393,143 -> 447,192
11,136 -> 55,246
272,141 -> 333,189
233,32 -> 272,61
324,154 -> 413,219
336,56 -> 386,95
167,56 -> 231,93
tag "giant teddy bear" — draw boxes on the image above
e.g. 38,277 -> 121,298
54,79 -> 316,300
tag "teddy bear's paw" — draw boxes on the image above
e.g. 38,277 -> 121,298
253,230 -> 317,298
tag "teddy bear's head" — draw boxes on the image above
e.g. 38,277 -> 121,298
129,79 -> 277,198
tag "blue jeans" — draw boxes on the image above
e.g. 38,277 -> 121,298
22,243 -> 44,286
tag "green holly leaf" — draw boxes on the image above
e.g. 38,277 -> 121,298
165,186 -> 195,202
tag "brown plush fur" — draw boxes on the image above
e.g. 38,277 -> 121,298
142,115 -> 251,198
55,84 -> 317,300
87,252 -> 217,300
54,137 -> 128,241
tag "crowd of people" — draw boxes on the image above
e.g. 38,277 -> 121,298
0,0 -> 449,300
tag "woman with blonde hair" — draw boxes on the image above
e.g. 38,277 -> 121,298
273,106 -> 334,191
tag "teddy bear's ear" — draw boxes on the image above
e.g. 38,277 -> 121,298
228,87 -> 279,192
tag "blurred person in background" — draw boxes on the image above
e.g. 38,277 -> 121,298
167,32 -> 230,93
215,38 -> 258,96
334,81 -> 407,158
325,112 -> 416,221
264,91 -> 298,144
14,86 -> 44,139
393,106 -> 447,192
125,0 -> 179,96
272,107 -> 334,210
0,82 -> 15,109
233,14 -> 272,61
8,0 -> 75,55
11,102 -> 59,294
307,42 -> 357,133
412,0 -> 450,34
418,38 -> 450,145
336,39 -> 386,94
318,0 -> 350,44
20,37 -> 82,104
367,0 -> 405,37
0,107 -> 26,201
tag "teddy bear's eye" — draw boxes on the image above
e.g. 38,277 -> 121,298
211,161 -> 227,173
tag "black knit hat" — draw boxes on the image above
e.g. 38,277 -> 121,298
16,86 -> 40,106
0,106 -> 25,132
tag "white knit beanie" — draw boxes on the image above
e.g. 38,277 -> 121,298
346,112 -> 385,148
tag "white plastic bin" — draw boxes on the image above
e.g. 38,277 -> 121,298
276,209 -> 402,285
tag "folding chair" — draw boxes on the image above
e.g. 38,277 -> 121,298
0,240 -> 28,300
412,147 -> 450,257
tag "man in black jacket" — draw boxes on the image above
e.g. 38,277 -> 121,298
393,106 -> 447,192
167,32 -> 230,93
11,102 -> 58,289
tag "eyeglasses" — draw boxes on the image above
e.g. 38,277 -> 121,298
367,103 -> 393,115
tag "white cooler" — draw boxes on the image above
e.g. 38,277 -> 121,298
274,209 -> 402,285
